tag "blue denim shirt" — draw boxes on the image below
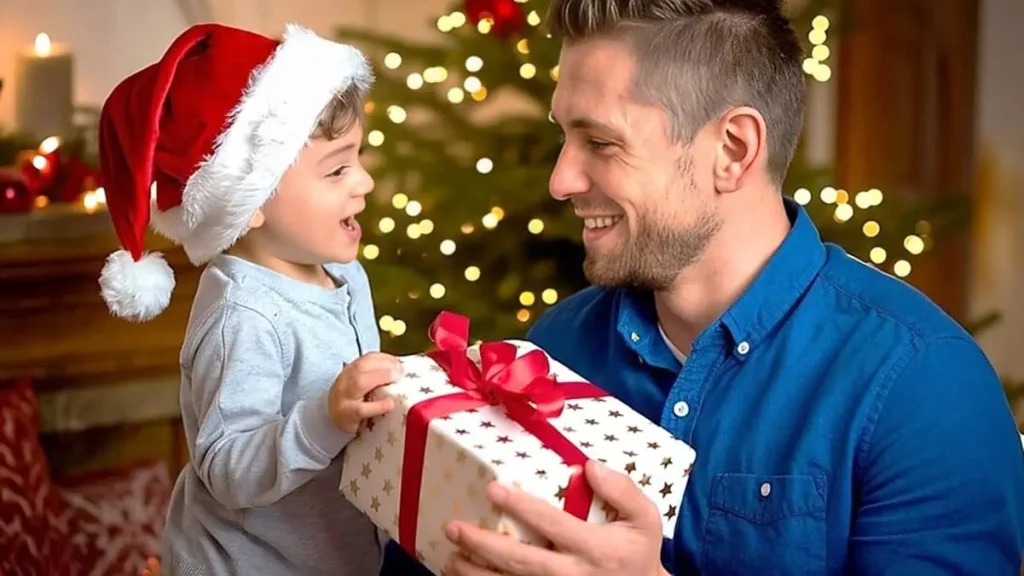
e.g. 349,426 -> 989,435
524,198 -> 1024,574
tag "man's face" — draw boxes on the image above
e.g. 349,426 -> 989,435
550,39 -> 721,290
252,122 -> 374,266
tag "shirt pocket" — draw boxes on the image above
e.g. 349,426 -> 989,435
701,473 -> 827,575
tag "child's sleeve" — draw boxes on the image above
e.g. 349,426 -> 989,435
188,303 -> 351,510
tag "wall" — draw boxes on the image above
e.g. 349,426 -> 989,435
968,0 -> 1024,380
0,0 -> 450,129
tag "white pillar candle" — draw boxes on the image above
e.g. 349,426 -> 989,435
14,33 -> 74,141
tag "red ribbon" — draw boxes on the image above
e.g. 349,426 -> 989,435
398,311 -> 608,558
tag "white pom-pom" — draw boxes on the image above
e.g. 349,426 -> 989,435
99,250 -> 175,322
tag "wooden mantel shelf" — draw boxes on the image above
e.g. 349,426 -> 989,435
0,205 -> 199,386
1,205 -> 195,476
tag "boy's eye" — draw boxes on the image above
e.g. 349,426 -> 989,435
327,166 -> 348,178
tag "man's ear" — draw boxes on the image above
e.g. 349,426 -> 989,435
713,106 -> 768,193
248,208 -> 265,229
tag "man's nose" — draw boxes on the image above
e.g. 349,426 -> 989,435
549,146 -> 589,201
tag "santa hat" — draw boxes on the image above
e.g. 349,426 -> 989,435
97,23 -> 373,322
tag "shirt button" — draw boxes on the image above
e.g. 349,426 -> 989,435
760,482 -> 771,498
672,401 -> 690,418
736,341 -> 751,355
630,332 -> 640,342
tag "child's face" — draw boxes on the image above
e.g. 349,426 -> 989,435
249,122 -> 373,266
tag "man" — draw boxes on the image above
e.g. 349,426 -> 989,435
441,0 -> 1024,574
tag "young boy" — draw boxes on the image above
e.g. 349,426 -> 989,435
96,23 -> 400,575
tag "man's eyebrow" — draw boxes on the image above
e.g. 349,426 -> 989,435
549,111 -> 620,135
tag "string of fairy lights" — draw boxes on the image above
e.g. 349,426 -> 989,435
359,8 -> 930,338
9,9 -> 925,339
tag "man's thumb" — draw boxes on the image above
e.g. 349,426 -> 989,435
585,460 -> 661,528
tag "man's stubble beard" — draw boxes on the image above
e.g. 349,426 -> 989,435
583,160 -> 721,291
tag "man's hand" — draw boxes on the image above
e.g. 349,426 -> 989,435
328,352 -> 402,434
443,460 -> 670,576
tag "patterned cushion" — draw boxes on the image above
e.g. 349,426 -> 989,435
0,379 -> 73,575
58,460 -> 172,576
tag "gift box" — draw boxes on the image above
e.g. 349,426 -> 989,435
340,312 -> 696,574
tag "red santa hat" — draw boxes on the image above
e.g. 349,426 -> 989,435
97,23 -> 373,322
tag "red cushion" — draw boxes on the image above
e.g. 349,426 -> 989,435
0,379 -> 73,575
58,460 -> 171,576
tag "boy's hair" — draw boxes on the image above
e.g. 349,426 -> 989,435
315,83 -> 368,139
547,0 -> 805,187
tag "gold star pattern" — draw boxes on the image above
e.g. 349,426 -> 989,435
371,495 -> 381,513
382,480 -> 394,496
515,451 -> 530,459
593,397 -> 606,403
480,421 -> 496,429
455,449 -> 467,463
467,483 -> 478,499
623,450 -> 638,457
361,463 -> 373,479
386,431 -> 398,447
443,468 -> 454,484
604,434 -> 618,442
496,435 -> 512,443
490,459 -> 504,466
563,426 -> 576,433
567,403 -> 583,411
455,428 -> 468,435
428,539 -> 439,551
395,393 -> 409,403
661,457 -> 673,469
684,463 -> 693,476
601,500 -> 619,522
626,425 -> 642,434
535,469 -> 547,478
647,441 -> 660,450
348,478 -> 360,497
419,386 -> 434,394
374,446 -> 385,463
608,410 -> 623,418
477,465 -> 489,480
365,418 -> 376,432
659,483 -> 673,497
555,484 -> 568,501
664,504 -> 677,520
585,418 -> 598,426
639,474 -> 652,487
625,462 -> 637,474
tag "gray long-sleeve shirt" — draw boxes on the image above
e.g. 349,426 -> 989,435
161,254 -> 383,575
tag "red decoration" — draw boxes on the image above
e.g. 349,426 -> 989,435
58,461 -> 172,576
0,379 -> 73,574
397,311 -> 608,557
16,145 -> 101,205
464,0 -> 526,39
0,168 -> 37,213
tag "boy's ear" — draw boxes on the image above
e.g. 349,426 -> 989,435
248,209 -> 265,229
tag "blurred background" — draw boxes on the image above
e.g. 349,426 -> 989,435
0,0 -> 1020,572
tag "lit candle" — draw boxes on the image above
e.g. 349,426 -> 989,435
14,33 -> 74,140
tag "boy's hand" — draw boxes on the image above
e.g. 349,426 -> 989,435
328,352 -> 403,434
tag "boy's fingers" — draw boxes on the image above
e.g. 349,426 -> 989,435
355,398 -> 395,420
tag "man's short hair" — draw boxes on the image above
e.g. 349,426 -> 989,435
548,0 -> 806,187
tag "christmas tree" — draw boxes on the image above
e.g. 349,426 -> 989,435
335,0 -> 971,354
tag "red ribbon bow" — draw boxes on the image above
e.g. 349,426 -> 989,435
427,311 -> 567,422
397,312 -> 608,559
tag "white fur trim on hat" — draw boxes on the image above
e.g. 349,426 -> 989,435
149,23 -> 374,265
99,250 -> 176,322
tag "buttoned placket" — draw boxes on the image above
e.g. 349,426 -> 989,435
658,325 -> 731,444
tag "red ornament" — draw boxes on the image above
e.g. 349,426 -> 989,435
464,0 -> 526,39
0,168 -> 37,213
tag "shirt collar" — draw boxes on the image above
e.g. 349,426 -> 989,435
616,197 -> 826,363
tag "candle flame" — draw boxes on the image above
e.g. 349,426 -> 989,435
34,33 -> 51,56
